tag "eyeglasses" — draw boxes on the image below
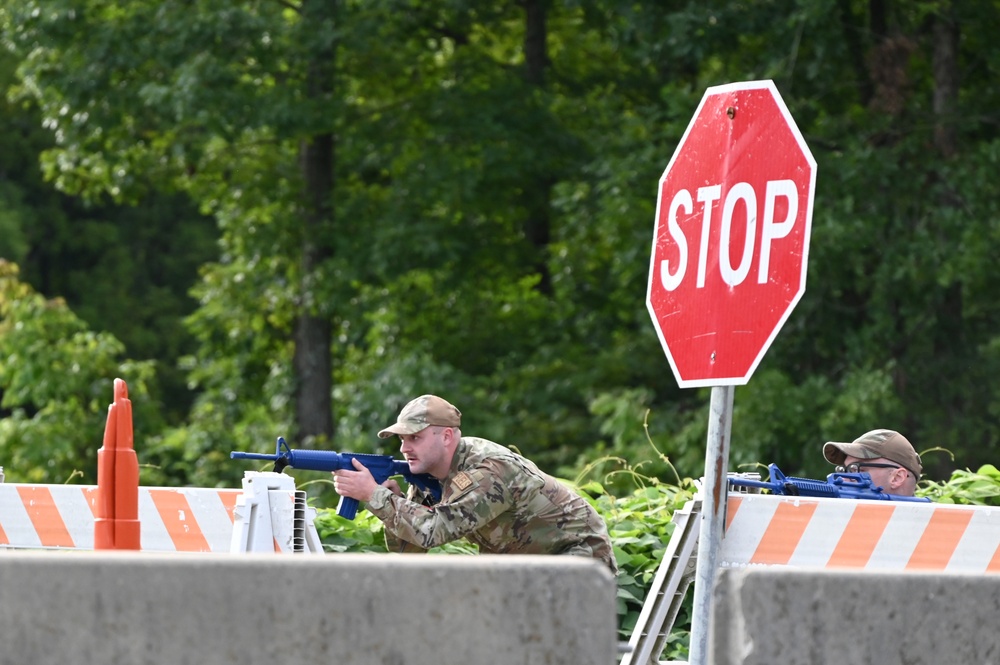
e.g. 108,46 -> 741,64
835,462 -> 903,474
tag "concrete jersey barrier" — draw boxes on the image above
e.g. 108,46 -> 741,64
710,566 -> 1000,665
0,551 -> 617,665
704,495 -> 1000,664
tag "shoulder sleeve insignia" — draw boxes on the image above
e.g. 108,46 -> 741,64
452,471 -> 473,491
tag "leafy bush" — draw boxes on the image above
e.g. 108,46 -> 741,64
314,505 -> 481,556
0,260 -> 157,483
917,464 -> 1000,505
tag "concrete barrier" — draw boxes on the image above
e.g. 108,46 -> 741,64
0,551 -> 616,665
710,566 -> 1000,665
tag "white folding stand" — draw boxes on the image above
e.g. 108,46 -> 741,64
229,471 -> 323,554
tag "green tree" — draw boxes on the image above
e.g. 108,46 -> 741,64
1,0 -> 337,453
0,47 -> 217,432
3,0 -> 1000,495
0,260 -> 156,483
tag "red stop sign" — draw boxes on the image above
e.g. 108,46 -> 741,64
646,80 -> 816,387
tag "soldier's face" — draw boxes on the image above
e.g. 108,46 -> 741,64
399,427 -> 450,477
841,455 -> 905,491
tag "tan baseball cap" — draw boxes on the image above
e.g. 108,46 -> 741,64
823,429 -> 922,477
377,395 -> 462,439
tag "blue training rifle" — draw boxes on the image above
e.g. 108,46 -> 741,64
231,437 -> 443,519
728,463 -> 931,502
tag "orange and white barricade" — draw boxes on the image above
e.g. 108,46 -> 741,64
0,378 -> 322,554
722,493 -> 1000,573
0,484 -> 240,552
624,490 -> 1000,664
0,475 -> 321,554
0,471 -> 322,553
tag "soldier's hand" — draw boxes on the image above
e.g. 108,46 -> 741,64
332,458 -> 379,502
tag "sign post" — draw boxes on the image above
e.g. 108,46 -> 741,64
645,79 -> 816,665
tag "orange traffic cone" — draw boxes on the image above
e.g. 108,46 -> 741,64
94,378 -> 140,550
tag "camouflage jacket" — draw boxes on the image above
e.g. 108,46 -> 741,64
365,436 -> 617,573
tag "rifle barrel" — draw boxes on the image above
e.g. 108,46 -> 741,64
230,451 -> 279,461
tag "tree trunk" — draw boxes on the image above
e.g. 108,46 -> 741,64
524,0 -> 547,87
932,3 -> 959,158
522,0 -> 553,295
836,0 -> 873,105
295,133 -> 334,444
294,0 -> 336,444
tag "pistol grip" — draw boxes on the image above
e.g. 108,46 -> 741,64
337,496 -> 360,520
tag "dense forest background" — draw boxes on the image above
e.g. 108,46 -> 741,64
1,0 -> 998,499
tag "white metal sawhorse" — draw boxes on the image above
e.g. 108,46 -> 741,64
620,498 -> 701,665
621,476 -> 762,665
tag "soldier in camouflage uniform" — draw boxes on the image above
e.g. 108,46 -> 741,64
332,394 -> 618,574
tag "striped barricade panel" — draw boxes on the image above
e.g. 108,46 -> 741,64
0,484 -> 240,552
722,493 -> 1000,573
141,487 -> 242,552
0,485 -> 99,549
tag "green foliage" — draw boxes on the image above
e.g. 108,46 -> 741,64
313,496 -> 481,557
314,509 -> 391,554
2,0 -> 1000,546
918,464 -> 1000,506
0,260 -> 156,483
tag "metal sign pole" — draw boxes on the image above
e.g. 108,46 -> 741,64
687,384 -> 734,665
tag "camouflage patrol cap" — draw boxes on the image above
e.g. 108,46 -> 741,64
377,395 -> 462,439
823,429 -> 922,477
